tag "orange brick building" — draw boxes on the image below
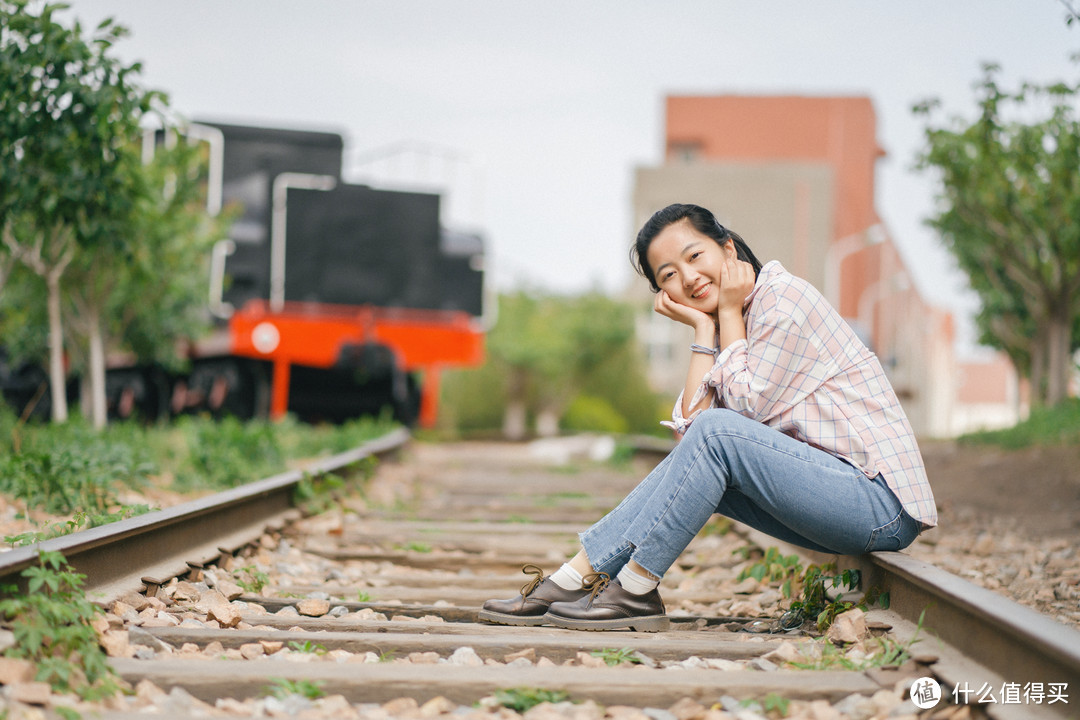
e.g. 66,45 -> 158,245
631,95 -> 1022,437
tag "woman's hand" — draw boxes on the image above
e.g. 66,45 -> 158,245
716,258 -> 756,317
654,289 -> 713,332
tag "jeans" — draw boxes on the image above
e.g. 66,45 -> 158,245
580,409 -> 921,579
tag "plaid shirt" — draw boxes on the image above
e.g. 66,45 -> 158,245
665,261 -> 937,527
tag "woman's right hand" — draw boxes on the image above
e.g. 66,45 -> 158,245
654,290 -> 714,333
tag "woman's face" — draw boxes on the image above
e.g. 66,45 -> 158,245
646,220 -> 735,314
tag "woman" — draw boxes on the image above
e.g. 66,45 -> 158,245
479,203 -> 937,632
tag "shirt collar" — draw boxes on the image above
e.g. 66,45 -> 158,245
743,260 -> 785,311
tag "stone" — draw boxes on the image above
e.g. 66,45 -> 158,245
216,579 -> 245,601
668,697 -> 708,720
129,626 -> 174,653
0,657 -> 36,684
0,629 -> 15,653
806,699 -> 843,720
762,640 -> 804,666
407,651 -> 441,664
329,605 -> 350,617
176,580 -> 205,603
117,591 -> 151,612
728,600 -> 764,617
576,651 -> 608,668
420,696 -> 458,717
261,640 -> 285,654
731,577 -> 759,594
383,697 -> 420,715
296,598 -> 331,617
206,603 -> 242,628
826,608 -> 868,645
504,648 -> 536,663
7,681 -> 52,705
99,630 -> 130,658
240,643 -> 265,659
448,646 -> 483,667
833,693 -> 877,720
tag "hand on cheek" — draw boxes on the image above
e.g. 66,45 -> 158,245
718,259 -> 755,315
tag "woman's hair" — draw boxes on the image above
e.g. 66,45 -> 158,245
631,203 -> 763,292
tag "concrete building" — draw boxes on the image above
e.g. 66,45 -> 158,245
630,95 -> 1020,438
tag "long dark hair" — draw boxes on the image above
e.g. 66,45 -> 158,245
631,203 -> 763,292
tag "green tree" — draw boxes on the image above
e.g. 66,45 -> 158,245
0,2 -> 154,422
478,290 -> 660,438
915,63 -> 1080,406
66,131 -> 224,428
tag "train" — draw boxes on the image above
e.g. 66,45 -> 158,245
0,121 -> 487,427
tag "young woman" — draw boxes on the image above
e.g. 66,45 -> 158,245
479,203 -> 937,632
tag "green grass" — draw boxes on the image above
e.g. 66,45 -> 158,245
0,406 -> 398,537
959,398 -> 1080,449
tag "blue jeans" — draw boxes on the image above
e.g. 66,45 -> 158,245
580,409 -> 921,579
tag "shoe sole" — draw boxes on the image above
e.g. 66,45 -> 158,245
476,609 -> 548,626
542,612 -> 669,633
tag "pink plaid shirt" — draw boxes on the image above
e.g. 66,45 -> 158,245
665,261 -> 937,527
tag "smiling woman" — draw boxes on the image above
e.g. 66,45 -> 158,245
479,202 -> 938,632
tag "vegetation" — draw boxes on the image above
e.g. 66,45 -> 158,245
737,548 -> 888,631
441,290 -> 665,439
959,396 -> 1080,448
0,1 -> 227,427
264,678 -> 326,700
589,647 -> 643,666
492,687 -> 571,712
915,62 -> 1080,407
0,406 -> 396,546
0,551 -> 120,699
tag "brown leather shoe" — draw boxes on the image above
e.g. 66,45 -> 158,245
544,575 -> 669,632
477,565 -> 590,626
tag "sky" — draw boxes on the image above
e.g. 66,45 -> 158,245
63,1 -> 1079,352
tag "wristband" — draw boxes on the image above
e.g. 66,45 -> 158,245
690,343 -> 717,355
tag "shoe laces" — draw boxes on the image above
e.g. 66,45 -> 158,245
582,571 -> 610,602
519,564 -> 546,596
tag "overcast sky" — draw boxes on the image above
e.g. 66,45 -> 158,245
65,1 -> 1078,350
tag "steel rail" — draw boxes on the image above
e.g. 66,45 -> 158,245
0,427 -> 409,603
843,551 -> 1080,705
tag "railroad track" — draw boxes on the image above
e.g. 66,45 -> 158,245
2,434 -> 1078,720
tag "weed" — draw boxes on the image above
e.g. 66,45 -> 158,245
739,693 -> 790,717
589,647 -> 642,666
4,505 -> 156,548
233,565 -> 270,594
356,591 -> 373,603
792,611 -> 926,671
0,551 -> 119,699
737,546 -> 804,598
400,541 -> 433,553
493,687 -> 571,712
287,640 -> 327,655
292,472 -> 348,515
264,677 -> 326,700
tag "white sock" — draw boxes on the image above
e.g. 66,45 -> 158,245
549,564 -> 584,590
617,565 -> 659,595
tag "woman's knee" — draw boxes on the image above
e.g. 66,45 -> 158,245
682,408 -> 745,442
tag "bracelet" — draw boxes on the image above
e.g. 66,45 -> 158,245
689,343 -> 717,355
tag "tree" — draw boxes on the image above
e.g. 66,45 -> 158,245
0,1 -> 154,422
482,290 -> 658,438
915,64 -> 1080,407
65,129 -> 224,428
